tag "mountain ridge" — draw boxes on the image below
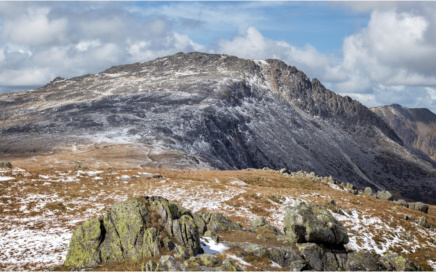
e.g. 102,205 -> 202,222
371,104 -> 436,163
0,52 -> 435,203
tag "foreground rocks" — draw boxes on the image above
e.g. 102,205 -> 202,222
65,196 -> 202,267
64,196 -> 422,271
0,161 -> 12,168
284,202 -> 349,245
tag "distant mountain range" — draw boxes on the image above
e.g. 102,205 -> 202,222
1,52 -> 435,203
371,104 -> 436,162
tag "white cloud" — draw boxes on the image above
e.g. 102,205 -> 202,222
217,27 -> 335,81
326,9 -> 436,111
75,40 -> 101,52
5,8 -> 67,46
0,2 -> 436,112
173,32 -> 204,52
0,67 -> 53,87
0,49 -> 5,62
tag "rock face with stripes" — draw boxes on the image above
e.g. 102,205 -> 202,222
1,52 -> 435,203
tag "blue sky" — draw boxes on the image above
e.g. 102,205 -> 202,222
1,1 -> 436,112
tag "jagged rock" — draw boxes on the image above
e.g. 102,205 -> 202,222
174,245 -> 190,260
267,246 -> 304,268
64,196 -> 202,268
393,199 -> 409,208
279,168 -> 289,175
0,161 -> 12,168
296,243 -> 334,271
409,202 -> 429,213
418,216 -> 429,228
199,212 -> 242,233
344,251 -> 381,271
283,202 -> 349,245
198,254 -> 222,266
156,255 -> 188,271
220,259 -> 242,271
297,243 -> 381,271
142,260 -> 157,272
144,228 -> 160,257
403,214 -> 415,221
171,215 -> 200,256
237,242 -> 267,256
376,190 -> 393,201
248,217 -> 281,234
256,234 -> 265,240
162,237 -> 175,251
379,252 -> 422,271
183,257 -> 201,271
193,214 -> 207,235
364,187 -> 373,195
249,217 -> 267,229
64,218 -> 103,267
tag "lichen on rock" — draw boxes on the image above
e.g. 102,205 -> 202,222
283,202 -> 349,245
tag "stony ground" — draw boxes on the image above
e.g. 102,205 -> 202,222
0,166 -> 435,270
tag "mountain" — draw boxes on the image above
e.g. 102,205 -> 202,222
371,104 -> 436,162
1,52 -> 435,203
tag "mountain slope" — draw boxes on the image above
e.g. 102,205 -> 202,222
371,104 -> 436,162
0,52 -> 435,203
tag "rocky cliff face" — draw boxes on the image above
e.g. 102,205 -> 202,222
0,52 -> 435,203
371,104 -> 436,162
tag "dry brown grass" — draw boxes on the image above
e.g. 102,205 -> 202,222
1,166 -> 435,270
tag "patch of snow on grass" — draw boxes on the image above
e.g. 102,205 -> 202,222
227,254 -> 253,267
229,180 -> 248,187
428,260 -> 436,270
121,175 -> 131,181
0,176 -> 15,181
333,209 -> 417,255
329,183 -> 342,191
199,237 -> 229,255
0,226 -> 72,268
78,170 -> 104,176
138,172 -> 153,178
57,176 -> 81,182
149,183 -> 245,213
271,261 -> 282,268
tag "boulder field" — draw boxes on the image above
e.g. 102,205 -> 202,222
63,196 -> 422,271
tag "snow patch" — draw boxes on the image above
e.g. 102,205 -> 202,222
199,237 -> 229,255
229,180 -> 248,187
227,254 -> 253,267
0,176 -> 15,181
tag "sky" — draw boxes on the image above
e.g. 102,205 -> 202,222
1,1 -> 436,112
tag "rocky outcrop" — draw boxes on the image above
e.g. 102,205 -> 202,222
195,212 -> 242,235
409,202 -> 429,213
64,196 -> 202,267
0,161 -> 12,168
380,252 -> 423,271
64,196 -> 422,271
283,202 -> 349,245
376,190 -> 393,201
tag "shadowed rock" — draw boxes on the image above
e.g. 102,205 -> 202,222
409,202 -> 429,213
0,161 -> 12,168
283,202 -> 349,245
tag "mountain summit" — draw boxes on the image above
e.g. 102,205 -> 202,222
0,52 -> 435,203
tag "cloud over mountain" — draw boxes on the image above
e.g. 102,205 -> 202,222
1,2 -> 436,111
